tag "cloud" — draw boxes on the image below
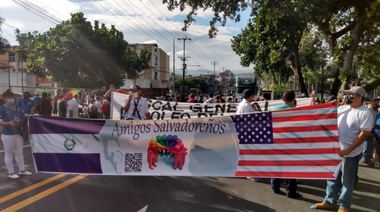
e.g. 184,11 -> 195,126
0,0 -> 253,74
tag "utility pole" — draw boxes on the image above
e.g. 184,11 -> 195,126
211,60 -> 219,93
178,36 -> 191,94
172,38 -> 176,94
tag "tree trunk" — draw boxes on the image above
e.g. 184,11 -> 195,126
330,68 -> 341,96
337,6 -> 366,93
293,48 -> 308,96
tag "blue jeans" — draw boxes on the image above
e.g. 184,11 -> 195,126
362,135 -> 374,161
324,155 -> 360,209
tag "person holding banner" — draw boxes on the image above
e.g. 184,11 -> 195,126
312,86 -> 373,212
270,90 -> 301,198
123,85 -> 151,120
236,88 -> 260,182
0,90 -> 33,179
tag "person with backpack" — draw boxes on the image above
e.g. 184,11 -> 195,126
102,84 -> 114,119
58,94 -> 68,118
88,99 -> 98,119
101,97 -> 111,119
197,95 -> 204,103
123,85 -> 151,120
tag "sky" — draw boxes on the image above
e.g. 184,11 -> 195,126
0,0 -> 254,76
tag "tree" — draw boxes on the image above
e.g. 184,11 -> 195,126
231,0 -> 327,95
0,16 -> 9,54
174,76 -> 207,94
16,12 -> 150,88
304,0 -> 380,94
163,0 -> 380,94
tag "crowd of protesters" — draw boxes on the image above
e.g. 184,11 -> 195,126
1,83 -> 380,212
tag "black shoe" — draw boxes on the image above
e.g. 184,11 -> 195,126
361,159 -> 375,167
286,192 -> 302,198
272,189 -> 284,195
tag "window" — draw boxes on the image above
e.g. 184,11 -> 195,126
9,56 -> 15,62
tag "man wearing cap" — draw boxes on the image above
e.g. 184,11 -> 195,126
65,92 -> 79,118
312,86 -> 373,212
123,85 -> 151,120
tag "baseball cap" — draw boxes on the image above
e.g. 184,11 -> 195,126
129,85 -> 141,91
326,95 -> 337,102
65,92 -> 73,99
343,86 -> 367,97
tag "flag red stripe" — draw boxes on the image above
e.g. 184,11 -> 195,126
238,160 -> 342,166
235,171 -> 335,179
273,136 -> 339,144
240,148 -> 340,155
272,113 -> 337,122
272,125 -> 337,133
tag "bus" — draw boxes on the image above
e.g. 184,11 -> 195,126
235,75 -> 258,99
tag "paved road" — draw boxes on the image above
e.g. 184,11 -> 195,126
0,144 -> 379,212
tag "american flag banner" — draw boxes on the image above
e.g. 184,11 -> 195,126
232,103 -> 341,179
29,103 -> 340,178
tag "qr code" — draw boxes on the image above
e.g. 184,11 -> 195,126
125,153 -> 143,173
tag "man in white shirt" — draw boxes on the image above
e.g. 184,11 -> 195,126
204,93 -> 216,104
236,89 -> 255,114
65,92 -> 79,118
312,86 -> 373,212
123,85 -> 151,120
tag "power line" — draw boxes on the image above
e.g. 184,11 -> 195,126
211,60 -> 219,93
117,0 -> 173,50
12,0 -> 60,25
144,0 -> 214,62
93,0 -> 152,42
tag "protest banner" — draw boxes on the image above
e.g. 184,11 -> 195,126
111,92 -> 313,120
29,103 -> 341,179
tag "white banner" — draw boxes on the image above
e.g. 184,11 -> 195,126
29,103 -> 341,179
111,92 -> 313,120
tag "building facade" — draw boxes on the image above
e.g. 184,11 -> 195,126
125,44 -> 170,98
0,46 -> 35,94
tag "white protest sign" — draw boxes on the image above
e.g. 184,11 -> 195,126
111,92 -> 312,120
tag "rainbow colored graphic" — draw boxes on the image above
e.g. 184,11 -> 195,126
147,135 -> 188,170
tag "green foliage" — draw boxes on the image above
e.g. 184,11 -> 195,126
270,84 -> 287,93
16,12 -> 150,88
339,68 -> 351,82
231,0 -> 322,94
163,0 -> 380,92
163,0 -> 250,38
0,16 -> 9,54
174,76 -> 208,93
